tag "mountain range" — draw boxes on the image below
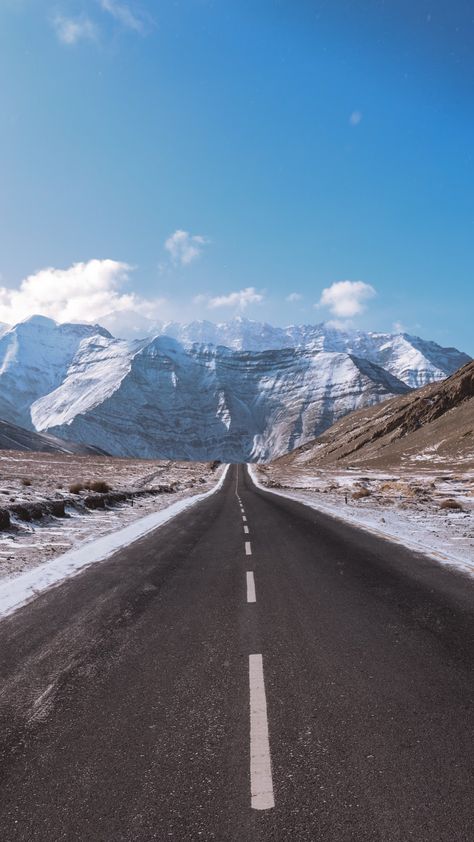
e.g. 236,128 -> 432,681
0,315 -> 470,461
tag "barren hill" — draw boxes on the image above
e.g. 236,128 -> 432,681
272,361 -> 474,473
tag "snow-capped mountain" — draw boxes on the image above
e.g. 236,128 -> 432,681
0,315 -> 469,461
0,316 -> 111,429
32,338 -> 411,461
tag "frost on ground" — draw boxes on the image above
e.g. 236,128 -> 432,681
0,451 -> 221,582
252,464 -> 474,576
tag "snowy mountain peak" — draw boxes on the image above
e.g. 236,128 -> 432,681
129,318 -> 469,389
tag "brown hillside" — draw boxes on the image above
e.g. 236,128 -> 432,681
272,361 -> 474,472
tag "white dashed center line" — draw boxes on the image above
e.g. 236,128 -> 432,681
244,525 -> 250,534
245,541 -> 252,556
249,654 -> 275,810
242,515 -> 247,522
246,571 -> 256,603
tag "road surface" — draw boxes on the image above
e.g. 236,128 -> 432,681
0,464 -> 472,841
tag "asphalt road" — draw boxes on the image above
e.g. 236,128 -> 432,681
0,464 -> 472,841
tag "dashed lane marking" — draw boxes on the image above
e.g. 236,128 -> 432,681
246,571 -> 256,603
249,654 -> 275,810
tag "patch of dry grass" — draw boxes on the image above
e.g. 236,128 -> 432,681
352,488 -> 371,500
440,499 -> 463,511
68,479 -> 111,494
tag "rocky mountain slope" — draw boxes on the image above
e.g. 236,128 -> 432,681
272,361 -> 474,472
0,315 -> 469,461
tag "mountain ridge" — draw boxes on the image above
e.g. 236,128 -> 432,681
0,315 -> 470,461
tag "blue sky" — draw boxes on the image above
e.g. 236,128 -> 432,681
0,0 -> 472,352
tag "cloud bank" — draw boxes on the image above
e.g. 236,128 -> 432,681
0,260 -> 163,326
0,259 -> 375,340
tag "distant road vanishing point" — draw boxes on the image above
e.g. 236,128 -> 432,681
0,465 -> 472,841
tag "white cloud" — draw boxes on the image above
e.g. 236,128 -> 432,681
98,0 -> 148,34
349,111 -> 363,126
53,15 -> 97,45
0,260 -> 166,326
207,287 -> 264,310
316,280 -> 376,318
164,230 -> 209,266
286,292 -> 302,303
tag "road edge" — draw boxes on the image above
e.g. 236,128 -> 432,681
0,464 -> 230,619
247,465 -> 473,577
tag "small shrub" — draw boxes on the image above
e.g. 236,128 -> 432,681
21,478 -> 32,487
440,499 -> 463,511
352,488 -> 371,500
87,480 -> 111,493
69,482 -> 84,494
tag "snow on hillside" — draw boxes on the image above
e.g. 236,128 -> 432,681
31,334 -> 146,431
